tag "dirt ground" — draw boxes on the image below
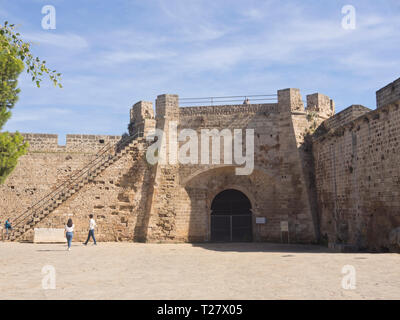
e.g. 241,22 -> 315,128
0,242 -> 399,300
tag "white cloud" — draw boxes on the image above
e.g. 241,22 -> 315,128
241,8 -> 264,20
337,53 -> 399,72
98,50 -> 176,65
179,24 -> 228,42
10,107 -> 71,123
23,32 -> 89,50
158,0 -> 229,42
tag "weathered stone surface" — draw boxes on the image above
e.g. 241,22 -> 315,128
313,95 -> 400,252
1,78 -> 400,252
376,77 -> 400,108
34,228 -> 66,243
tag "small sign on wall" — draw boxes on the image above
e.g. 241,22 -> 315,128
280,221 -> 289,232
256,217 -> 266,224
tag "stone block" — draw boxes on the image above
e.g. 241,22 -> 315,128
34,228 -> 67,243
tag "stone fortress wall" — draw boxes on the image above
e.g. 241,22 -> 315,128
0,77 -> 399,251
0,131 -> 152,242
312,77 -> 400,252
0,132 -> 141,242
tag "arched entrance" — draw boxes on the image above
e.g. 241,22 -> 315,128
210,189 -> 253,242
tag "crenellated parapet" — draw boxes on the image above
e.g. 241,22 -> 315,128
156,94 -> 179,120
278,88 -> 304,113
129,101 -> 156,137
179,103 -> 278,117
21,133 -> 121,153
317,104 -> 371,133
376,77 -> 400,108
277,88 -> 335,120
306,93 -> 335,118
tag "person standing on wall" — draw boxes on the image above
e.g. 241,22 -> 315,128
65,219 -> 74,251
83,214 -> 97,246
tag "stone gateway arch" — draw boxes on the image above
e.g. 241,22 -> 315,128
210,189 -> 253,242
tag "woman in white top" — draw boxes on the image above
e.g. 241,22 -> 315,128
65,219 -> 74,251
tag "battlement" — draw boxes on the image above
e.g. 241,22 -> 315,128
65,134 -> 121,152
156,94 -> 179,119
179,103 -> 278,116
320,104 -> 371,132
376,77 -> 400,108
21,133 -> 60,152
277,88 -> 335,120
129,101 -> 156,137
277,88 -> 304,113
130,101 -> 154,123
306,93 -> 335,118
22,133 -> 121,153
313,100 -> 400,142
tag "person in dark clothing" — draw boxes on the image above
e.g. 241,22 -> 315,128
4,219 -> 12,238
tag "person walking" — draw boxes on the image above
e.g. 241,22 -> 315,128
65,219 -> 74,251
83,214 -> 97,245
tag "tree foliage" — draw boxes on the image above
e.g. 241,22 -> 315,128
0,133 -> 27,184
0,37 -> 24,130
0,21 -> 62,88
0,21 -> 62,184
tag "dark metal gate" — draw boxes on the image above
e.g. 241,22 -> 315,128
210,189 -> 253,242
211,215 -> 252,242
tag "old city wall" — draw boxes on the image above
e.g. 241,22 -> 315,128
4,79 -> 400,249
0,133 -> 118,225
0,133 -> 155,242
313,97 -> 400,251
24,141 -> 152,242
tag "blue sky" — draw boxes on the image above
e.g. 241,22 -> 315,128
1,0 -> 399,143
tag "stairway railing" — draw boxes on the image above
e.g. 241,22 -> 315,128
10,132 -> 145,235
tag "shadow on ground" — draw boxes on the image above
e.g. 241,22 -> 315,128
16,241 -> 391,254
190,242 -> 364,254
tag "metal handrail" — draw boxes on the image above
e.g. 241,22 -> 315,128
181,98 -> 277,104
180,94 -> 277,100
12,141 -> 113,227
11,134 -> 136,229
180,94 -> 278,106
11,132 -> 144,232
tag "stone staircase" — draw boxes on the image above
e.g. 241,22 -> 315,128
9,134 -> 145,241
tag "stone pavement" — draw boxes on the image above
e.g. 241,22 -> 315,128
0,242 -> 399,299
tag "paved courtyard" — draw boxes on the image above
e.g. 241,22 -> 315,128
0,242 -> 399,299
